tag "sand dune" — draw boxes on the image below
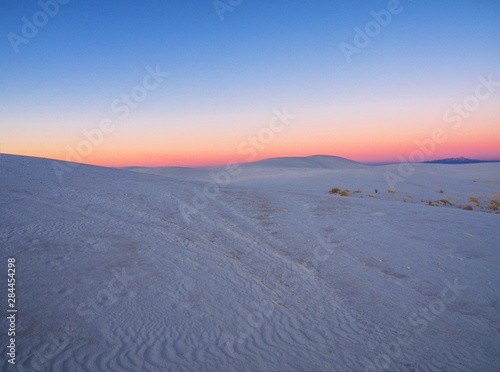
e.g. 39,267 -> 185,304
1,153 -> 499,371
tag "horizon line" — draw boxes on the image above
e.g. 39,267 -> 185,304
1,152 -> 499,170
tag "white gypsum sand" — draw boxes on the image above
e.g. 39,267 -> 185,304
1,153 -> 499,371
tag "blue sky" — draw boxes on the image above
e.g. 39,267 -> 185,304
1,0 -> 499,165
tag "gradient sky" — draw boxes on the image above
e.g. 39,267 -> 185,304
1,0 -> 499,166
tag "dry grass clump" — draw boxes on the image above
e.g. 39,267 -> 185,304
487,192 -> 500,210
328,187 -> 350,196
353,188 -> 362,194
426,199 -> 453,207
368,194 -> 374,198
328,187 -> 342,194
468,195 -> 481,207
437,199 -> 453,206
388,188 -> 396,194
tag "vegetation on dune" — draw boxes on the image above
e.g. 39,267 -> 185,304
328,187 -> 350,196
328,185 -> 499,213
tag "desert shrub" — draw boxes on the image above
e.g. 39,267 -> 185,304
388,188 -> 396,194
437,199 -> 453,206
328,187 -> 350,196
468,195 -> 481,207
487,192 -> 500,210
353,188 -> 362,194
427,200 -> 447,207
462,205 -> 473,211
368,194 -> 374,198
340,190 -> 350,196
328,187 -> 342,194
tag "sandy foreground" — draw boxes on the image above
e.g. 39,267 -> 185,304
1,154 -> 499,371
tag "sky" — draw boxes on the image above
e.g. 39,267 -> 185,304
1,0 -> 499,167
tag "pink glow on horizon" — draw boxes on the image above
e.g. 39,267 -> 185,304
3,117 -> 498,167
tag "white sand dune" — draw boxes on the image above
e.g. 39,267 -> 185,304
1,153 -> 499,371
246,154 -> 366,169
122,155 -> 364,183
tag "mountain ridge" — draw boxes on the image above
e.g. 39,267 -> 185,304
423,157 -> 499,164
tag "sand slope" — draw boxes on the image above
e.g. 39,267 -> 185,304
1,154 -> 499,371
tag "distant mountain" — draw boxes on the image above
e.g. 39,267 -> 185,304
424,157 -> 499,164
